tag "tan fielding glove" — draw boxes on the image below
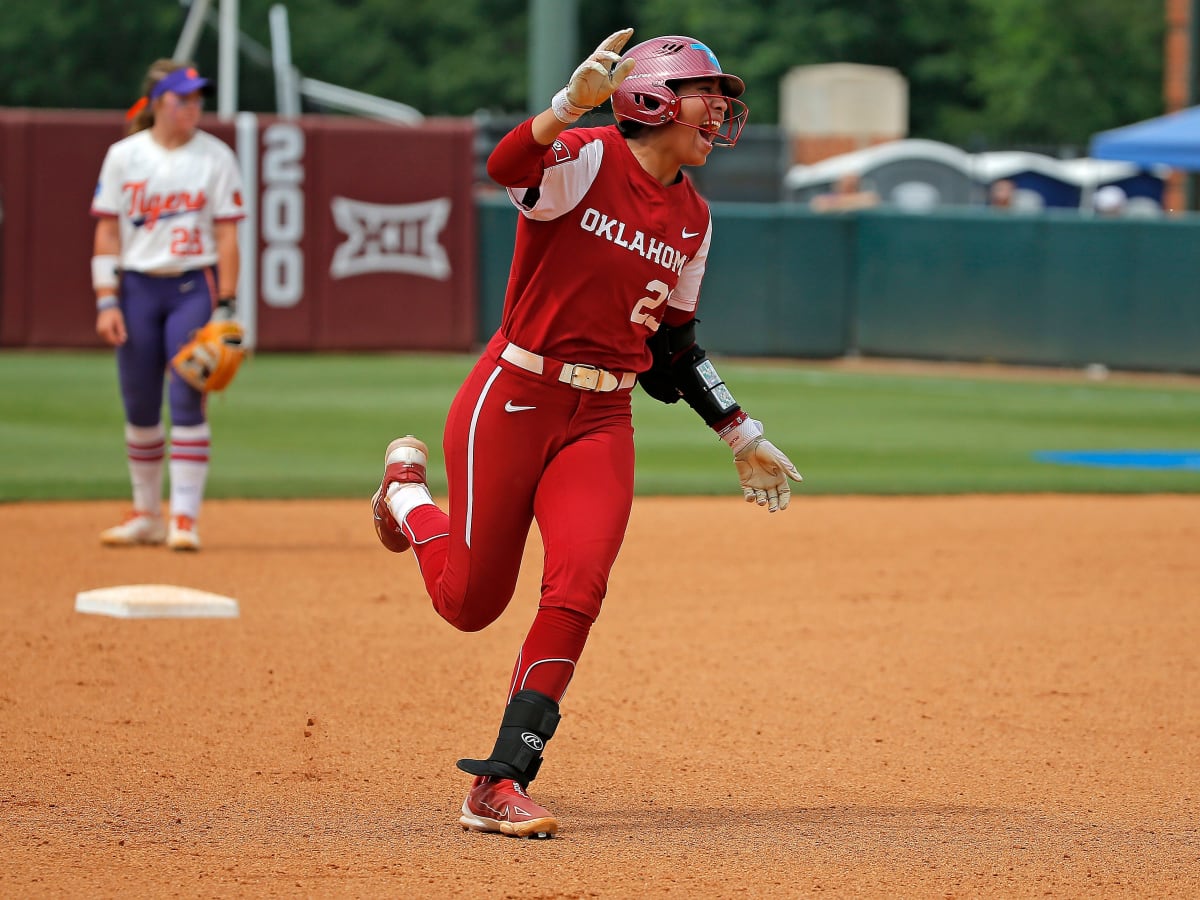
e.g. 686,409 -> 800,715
171,318 -> 246,393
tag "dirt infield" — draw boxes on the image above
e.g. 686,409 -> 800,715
3,496 -> 1197,898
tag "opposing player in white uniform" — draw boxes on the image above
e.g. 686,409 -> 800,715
370,30 -> 802,837
91,60 -> 244,551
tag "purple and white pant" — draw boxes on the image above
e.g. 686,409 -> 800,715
115,269 -> 216,519
116,269 -> 214,427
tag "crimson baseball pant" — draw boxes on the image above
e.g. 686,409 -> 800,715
401,336 -> 636,701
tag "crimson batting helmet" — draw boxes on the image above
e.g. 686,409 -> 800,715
611,36 -> 748,146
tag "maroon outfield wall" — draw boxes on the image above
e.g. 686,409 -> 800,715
0,110 -> 477,351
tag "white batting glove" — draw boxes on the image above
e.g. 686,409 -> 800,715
724,418 -> 803,512
551,28 -> 637,123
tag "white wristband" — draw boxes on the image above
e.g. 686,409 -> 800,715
92,255 -> 120,291
551,87 -> 591,124
720,417 -> 765,456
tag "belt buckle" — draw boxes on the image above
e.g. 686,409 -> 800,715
568,364 -> 602,391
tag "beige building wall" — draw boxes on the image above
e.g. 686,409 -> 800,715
780,63 -> 908,164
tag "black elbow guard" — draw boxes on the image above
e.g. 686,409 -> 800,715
638,319 -> 695,405
638,319 -> 740,425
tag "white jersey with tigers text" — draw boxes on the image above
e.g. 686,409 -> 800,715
91,130 -> 244,273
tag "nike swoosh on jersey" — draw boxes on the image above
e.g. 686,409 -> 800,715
504,401 -> 537,413
682,228 -> 701,238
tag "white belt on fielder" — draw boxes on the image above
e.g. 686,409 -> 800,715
500,342 -> 636,393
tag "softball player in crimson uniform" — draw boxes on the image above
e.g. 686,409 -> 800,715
91,59 -> 244,551
371,29 -> 801,837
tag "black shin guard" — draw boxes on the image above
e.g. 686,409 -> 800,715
456,690 -> 561,787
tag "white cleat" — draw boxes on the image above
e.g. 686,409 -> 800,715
100,511 -> 167,547
166,515 -> 201,552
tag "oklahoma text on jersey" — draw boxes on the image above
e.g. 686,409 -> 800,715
578,207 -> 689,274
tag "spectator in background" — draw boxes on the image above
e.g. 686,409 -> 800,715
988,179 -> 1016,210
1094,185 -> 1127,217
987,178 -> 1046,213
811,172 -> 880,212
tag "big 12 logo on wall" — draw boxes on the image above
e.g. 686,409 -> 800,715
329,196 -> 451,281
255,118 -> 471,351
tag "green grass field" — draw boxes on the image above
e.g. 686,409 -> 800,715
2,350 -> 1198,501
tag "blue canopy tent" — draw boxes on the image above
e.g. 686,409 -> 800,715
1089,105 -> 1200,170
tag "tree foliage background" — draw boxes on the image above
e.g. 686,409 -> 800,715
0,0 -> 1164,149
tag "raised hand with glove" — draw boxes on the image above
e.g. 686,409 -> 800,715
550,28 -> 638,124
170,299 -> 246,393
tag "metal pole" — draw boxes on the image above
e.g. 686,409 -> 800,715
218,0 -> 239,119
528,0 -> 578,115
235,112 -> 259,350
1191,0 -> 1200,106
1190,0 -> 1199,208
173,0 -> 212,62
299,78 -> 423,124
269,4 -> 302,117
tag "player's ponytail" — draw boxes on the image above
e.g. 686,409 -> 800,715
125,58 -> 188,135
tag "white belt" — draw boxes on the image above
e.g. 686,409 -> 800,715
500,342 -> 636,393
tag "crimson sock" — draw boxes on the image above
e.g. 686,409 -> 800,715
508,606 -> 593,703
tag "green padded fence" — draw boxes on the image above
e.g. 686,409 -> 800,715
855,208 -> 1200,372
476,196 -> 850,359
477,195 -> 1200,373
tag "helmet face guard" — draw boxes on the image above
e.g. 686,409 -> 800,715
612,36 -> 749,147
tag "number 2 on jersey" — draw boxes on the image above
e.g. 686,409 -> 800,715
630,279 -> 670,333
169,227 -> 204,256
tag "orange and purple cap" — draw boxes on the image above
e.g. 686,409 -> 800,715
149,67 -> 212,100
126,67 -> 212,121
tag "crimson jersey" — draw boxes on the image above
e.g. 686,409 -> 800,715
491,122 -> 713,374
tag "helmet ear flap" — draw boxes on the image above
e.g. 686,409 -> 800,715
619,89 -> 678,126
636,93 -> 661,112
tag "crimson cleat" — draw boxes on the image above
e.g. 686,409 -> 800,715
370,435 -> 428,553
459,776 -> 557,839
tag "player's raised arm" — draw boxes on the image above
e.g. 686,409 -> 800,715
488,27 -> 636,190
530,28 -> 637,145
